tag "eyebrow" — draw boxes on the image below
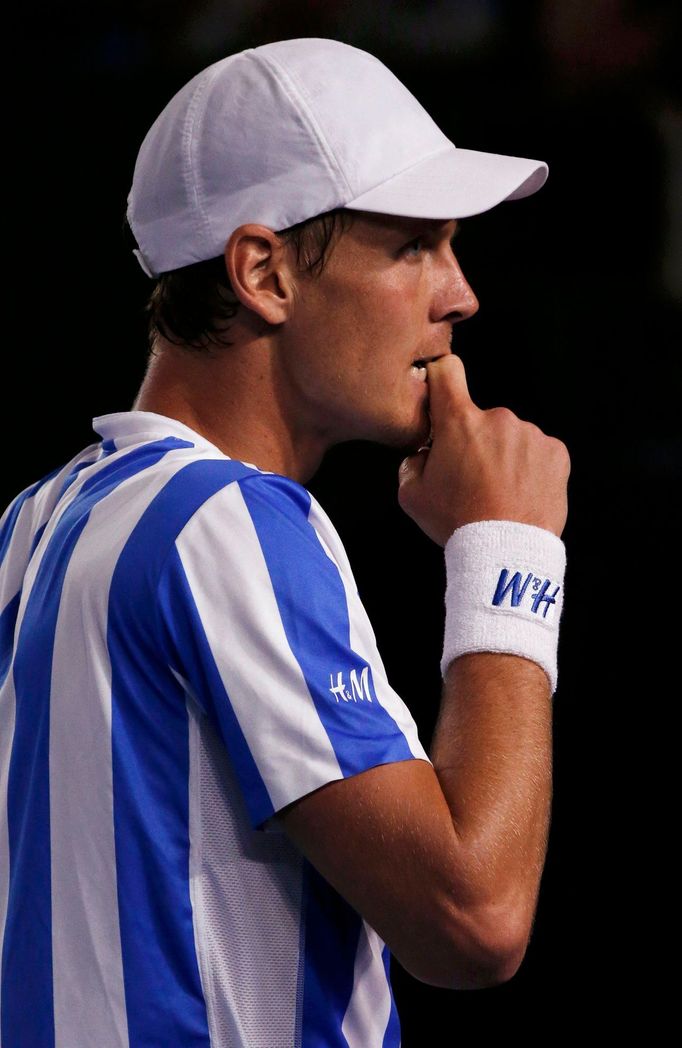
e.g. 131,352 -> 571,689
393,217 -> 460,238
359,214 -> 461,250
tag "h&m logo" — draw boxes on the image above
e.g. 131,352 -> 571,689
329,667 -> 373,704
492,569 -> 561,619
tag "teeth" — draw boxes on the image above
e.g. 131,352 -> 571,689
411,364 -> 427,381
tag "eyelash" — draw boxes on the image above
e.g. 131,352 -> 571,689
404,236 -> 426,256
403,231 -> 460,257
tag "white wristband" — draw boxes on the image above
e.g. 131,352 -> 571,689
441,520 -> 566,694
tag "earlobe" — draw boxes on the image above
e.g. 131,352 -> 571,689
225,224 -> 294,326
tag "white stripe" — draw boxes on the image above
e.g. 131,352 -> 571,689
341,922 -> 393,1047
0,440 -> 100,540
9,444 -> 133,650
307,500 -> 430,764
0,444 -> 100,1031
49,455 -> 192,1048
175,483 -> 343,815
184,691 -> 250,1048
0,444 -> 101,614
0,670 -> 16,1036
181,676 -> 304,1047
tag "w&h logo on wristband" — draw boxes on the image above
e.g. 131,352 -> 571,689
492,568 -> 561,620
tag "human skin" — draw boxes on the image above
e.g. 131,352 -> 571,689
134,210 -> 571,987
280,354 -> 569,988
133,210 -> 477,481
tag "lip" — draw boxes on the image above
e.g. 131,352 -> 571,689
410,352 -> 449,368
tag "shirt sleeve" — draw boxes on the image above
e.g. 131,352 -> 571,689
156,470 -> 430,829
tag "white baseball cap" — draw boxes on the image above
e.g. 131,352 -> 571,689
127,37 -> 548,278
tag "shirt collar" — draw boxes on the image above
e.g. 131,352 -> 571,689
91,410 -> 228,455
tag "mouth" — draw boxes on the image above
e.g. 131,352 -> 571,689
410,354 -> 446,381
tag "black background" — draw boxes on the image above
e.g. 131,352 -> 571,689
9,1 -> 680,1038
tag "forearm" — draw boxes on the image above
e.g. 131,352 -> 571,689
431,651 -> 553,936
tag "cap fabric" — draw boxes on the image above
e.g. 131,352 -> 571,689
127,37 -> 548,278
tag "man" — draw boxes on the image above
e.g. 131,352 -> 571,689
0,37 -> 570,1048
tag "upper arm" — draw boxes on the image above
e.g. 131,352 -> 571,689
156,470 -> 428,823
156,471 -> 517,988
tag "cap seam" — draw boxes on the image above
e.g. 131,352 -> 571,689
128,39 -> 548,277
183,59 -> 233,261
251,50 -> 354,201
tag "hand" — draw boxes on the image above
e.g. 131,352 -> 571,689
397,355 -> 570,547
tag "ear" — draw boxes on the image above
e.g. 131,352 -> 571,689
223,224 -> 296,326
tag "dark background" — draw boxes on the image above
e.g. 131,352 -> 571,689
10,0 -> 680,1038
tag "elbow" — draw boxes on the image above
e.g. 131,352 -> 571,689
396,901 -> 531,991
475,933 -> 528,989
464,904 -> 531,988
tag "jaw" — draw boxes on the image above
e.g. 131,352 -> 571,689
367,394 -> 432,455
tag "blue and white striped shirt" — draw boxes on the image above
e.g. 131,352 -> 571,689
0,411 -> 430,1047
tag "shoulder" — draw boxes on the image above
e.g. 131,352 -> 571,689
0,443 -> 103,560
172,467 -> 342,565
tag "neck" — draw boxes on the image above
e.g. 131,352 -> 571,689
132,335 -> 328,484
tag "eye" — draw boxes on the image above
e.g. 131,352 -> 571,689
403,236 -> 426,257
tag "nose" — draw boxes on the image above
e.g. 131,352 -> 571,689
431,249 -> 479,324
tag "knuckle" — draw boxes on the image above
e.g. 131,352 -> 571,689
560,447 -> 571,477
523,420 -> 544,439
487,406 -> 517,423
534,430 -> 571,473
548,436 -> 571,467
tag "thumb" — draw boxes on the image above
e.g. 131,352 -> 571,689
425,353 -> 475,423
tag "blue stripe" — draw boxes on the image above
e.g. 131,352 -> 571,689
53,440 -> 118,505
0,442 -> 117,572
0,467 -> 61,569
381,947 -> 401,1048
53,455 -> 101,503
0,454 -> 105,685
301,862 -> 361,1047
157,546 -> 273,826
0,523 -> 49,685
29,521 -> 48,560
240,474 -> 415,777
108,575 -> 210,1046
1,438 -> 190,1048
105,457 -> 258,1044
0,592 -> 20,690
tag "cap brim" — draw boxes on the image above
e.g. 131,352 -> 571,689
342,145 -> 547,220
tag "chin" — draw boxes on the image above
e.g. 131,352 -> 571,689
373,410 -> 431,455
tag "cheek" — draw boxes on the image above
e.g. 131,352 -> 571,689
304,283 -> 375,362
344,276 -> 417,339
290,265 -> 421,376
